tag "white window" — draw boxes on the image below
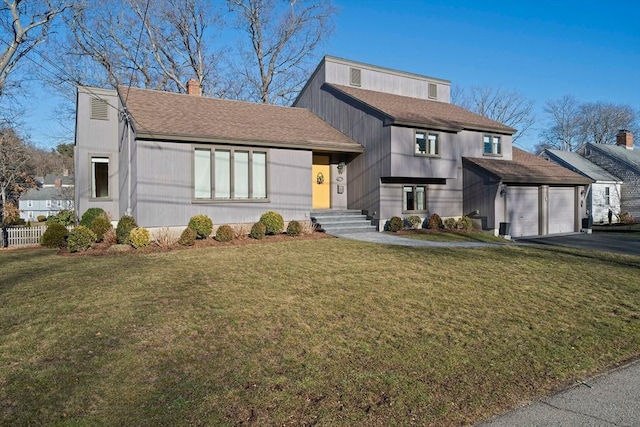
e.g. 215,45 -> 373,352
57,200 -> 63,208
416,131 -> 439,156
46,200 -> 52,208
604,187 -> 610,205
91,157 -> 109,198
27,200 -> 33,207
28,211 -> 33,219
194,147 -> 268,200
403,185 -> 427,212
483,135 -> 501,155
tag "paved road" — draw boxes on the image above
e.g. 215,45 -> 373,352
478,359 -> 640,426
516,232 -> 640,256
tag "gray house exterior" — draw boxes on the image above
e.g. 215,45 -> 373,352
576,131 -> 640,220
75,56 -> 590,236
541,149 -> 622,224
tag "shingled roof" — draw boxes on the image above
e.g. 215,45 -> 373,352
464,148 -> 593,185
324,84 -> 516,134
118,86 -> 363,153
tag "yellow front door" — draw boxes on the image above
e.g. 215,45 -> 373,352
312,155 -> 330,209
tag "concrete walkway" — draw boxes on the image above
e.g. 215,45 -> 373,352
329,231 -> 498,248
478,359 -> 640,426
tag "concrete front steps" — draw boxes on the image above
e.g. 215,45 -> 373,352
311,210 -> 377,234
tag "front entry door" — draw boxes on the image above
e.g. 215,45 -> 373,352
312,155 -> 330,209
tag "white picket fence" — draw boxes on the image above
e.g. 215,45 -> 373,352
1,226 -> 49,248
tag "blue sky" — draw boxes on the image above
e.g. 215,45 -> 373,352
22,0 -> 640,152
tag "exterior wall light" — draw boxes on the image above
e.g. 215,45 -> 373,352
337,161 -> 346,175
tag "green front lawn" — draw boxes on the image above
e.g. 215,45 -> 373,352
394,229 -> 508,243
1,240 -> 639,426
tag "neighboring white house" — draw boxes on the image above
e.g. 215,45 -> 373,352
541,149 -> 622,224
19,174 -> 75,221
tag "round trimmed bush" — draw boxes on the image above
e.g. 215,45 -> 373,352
388,216 -> 403,232
250,222 -> 266,240
457,216 -> 473,230
129,227 -> 151,249
188,214 -> 213,239
67,225 -> 96,253
36,215 -> 47,223
40,223 -> 68,248
116,215 -> 138,244
79,207 -> 105,227
427,213 -> 444,229
178,227 -> 196,246
406,215 -> 422,229
215,225 -> 235,242
444,217 -> 457,230
286,220 -> 303,237
91,215 -> 112,242
259,211 -> 284,235
46,210 -> 75,226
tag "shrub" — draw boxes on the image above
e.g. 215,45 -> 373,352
444,217 -> 457,230
388,216 -> 403,232
406,215 -> 422,230
1,202 -> 20,226
46,210 -> 75,226
458,216 -> 473,230
216,225 -> 235,242
259,211 -> 284,235
103,228 -> 118,245
79,208 -> 105,227
286,220 -> 303,237
36,215 -> 46,223
152,227 -> 179,247
250,222 -> 266,240
67,225 -> 96,253
427,213 -> 444,229
40,223 -> 68,248
178,227 -> 196,246
116,215 -> 138,244
90,214 -> 112,242
619,212 -> 635,224
129,227 -> 151,249
188,214 -> 213,239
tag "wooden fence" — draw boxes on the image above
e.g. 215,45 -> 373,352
1,226 -> 48,248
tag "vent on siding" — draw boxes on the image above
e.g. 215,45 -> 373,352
91,97 -> 109,120
350,67 -> 361,87
428,83 -> 437,100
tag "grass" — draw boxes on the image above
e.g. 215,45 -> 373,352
396,229 -> 508,243
1,240 -> 639,426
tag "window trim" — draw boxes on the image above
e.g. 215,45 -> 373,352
483,134 -> 502,156
402,185 -> 428,213
414,130 -> 440,157
89,154 -> 112,200
192,145 -> 270,203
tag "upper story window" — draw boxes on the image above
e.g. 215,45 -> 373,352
604,187 -> 610,205
483,135 -> 501,156
194,146 -> 267,201
46,200 -> 52,208
428,83 -> 437,100
57,200 -> 63,208
27,200 -> 33,207
91,157 -> 110,198
415,131 -> 439,156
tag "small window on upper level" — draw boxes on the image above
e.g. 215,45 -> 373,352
415,131 -> 439,156
483,135 -> 502,156
91,97 -> 109,120
604,187 -> 610,205
350,67 -> 361,87
428,83 -> 437,100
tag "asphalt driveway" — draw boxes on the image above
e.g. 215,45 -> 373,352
516,232 -> 640,256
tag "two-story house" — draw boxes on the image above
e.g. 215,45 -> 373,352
75,56 -> 591,236
19,173 -> 75,221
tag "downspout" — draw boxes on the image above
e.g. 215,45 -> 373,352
123,111 -> 133,216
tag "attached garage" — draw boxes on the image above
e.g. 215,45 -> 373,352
548,187 -> 577,234
507,186 -> 539,237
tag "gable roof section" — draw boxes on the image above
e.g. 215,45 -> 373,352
20,187 -> 73,201
543,149 -> 621,182
43,174 -> 75,187
464,148 -> 593,185
118,86 -> 363,153
585,143 -> 640,174
324,83 -> 516,134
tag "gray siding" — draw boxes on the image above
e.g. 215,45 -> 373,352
75,87 -> 120,219
132,140 -> 312,227
463,164 -> 500,228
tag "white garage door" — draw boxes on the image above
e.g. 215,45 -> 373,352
508,187 -> 539,237
549,187 -> 575,234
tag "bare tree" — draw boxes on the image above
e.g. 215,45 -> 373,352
579,102 -> 637,146
0,0 -> 72,96
536,95 -> 581,152
0,128 -> 36,221
452,85 -> 535,144
227,0 -> 335,105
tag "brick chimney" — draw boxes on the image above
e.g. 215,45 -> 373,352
616,129 -> 634,150
186,78 -> 202,96
54,178 -> 62,188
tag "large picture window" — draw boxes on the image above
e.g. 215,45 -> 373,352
403,185 -> 426,212
194,147 -> 268,200
91,157 -> 109,198
483,135 -> 501,156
